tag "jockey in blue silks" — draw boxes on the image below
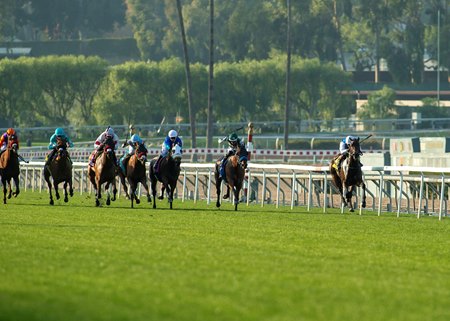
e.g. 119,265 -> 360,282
332,135 -> 360,170
154,129 -> 183,174
45,127 -> 74,166
219,132 -> 248,178
120,133 -> 144,174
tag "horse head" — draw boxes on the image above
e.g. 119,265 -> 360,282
135,142 -> 148,164
103,136 -> 115,158
348,138 -> 363,165
8,134 -> 18,152
234,144 -> 248,170
55,137 -> 68,161
171,144 -> 182,167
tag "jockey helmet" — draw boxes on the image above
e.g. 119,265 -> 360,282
129,124 -> 135,130
168,130 -> 178,139
105,126 -> 114,137
228,133 -> 238,142
55,127 -> 65,136
6,128 -> 15,135
131,134 -> 142,144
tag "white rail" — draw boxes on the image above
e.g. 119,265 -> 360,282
17,161 -> 450,220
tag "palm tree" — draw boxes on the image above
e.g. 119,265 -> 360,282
176,0 -> 197,161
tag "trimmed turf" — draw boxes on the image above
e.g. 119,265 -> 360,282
1,191 -> 449,321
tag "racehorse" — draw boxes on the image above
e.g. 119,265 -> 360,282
43,137 -> 73,205
0,134 -> 20,204
330,137 -> 366,212
149,144 -> 182,209
214,145 -> 247,211
88,136 -> 117,207
124,142 -> 151,208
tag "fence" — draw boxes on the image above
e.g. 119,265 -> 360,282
17,161 -> 450,220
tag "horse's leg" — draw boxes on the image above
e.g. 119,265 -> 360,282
233,186 -> 240,211
7,180 -> 12,199
361,182 -> 367,208
2,178 -> 7,204
54,182 -> 60,200
69,177 -> 74,197
12,176 -> 20,198
44,171 -> 54,205
141,179 -> 151,203
95,178 -> 101,207
167,184 -> 173,209
158,184 -> 165,200
112,180 -> 117,202
346,185 -> 354,212
132,182 -> 140,205
120,172 -> 130,199
105,182 -> 111,206
63,181 -> 69,202
150,175 -> 157,209
223,185 -> 230,199
129,182 -> 135,208
215,176 -> 222,208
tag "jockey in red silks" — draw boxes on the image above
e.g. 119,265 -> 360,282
0,128 -> 19,156
154,129 -> 183,174
88,126 -> 120,167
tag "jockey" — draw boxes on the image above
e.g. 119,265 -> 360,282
0,128 -> 19,155
89,126 -> 120,167
122,124 -> 136,148
154,129 -> 183,174
219,132 -> 248,178
332,135 -> 360,170
45,127 -> 74,166
120,133 -> 143,174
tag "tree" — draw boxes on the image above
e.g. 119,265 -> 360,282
357,86 -> 396,119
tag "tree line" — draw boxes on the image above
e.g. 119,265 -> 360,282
0,55 -> 352,130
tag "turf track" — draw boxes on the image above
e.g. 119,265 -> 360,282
1,191 -> 449,321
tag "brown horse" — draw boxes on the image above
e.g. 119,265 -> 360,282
330,137 -> 366,212
0,135 -> 20,204
43,137 -> 73,205
215,146 -> 247,211
149,144 -> 182,209
125,142 -> 151,208
88,137 -> 117,207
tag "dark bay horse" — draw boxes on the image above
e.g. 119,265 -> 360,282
149,144 -> 182,209
88,137 -> 117,207
43,137 -> 74,205
215,146 -> 247,211
0,134 -> 20,204
330,137 -> 366,212
124,142 -> 151,208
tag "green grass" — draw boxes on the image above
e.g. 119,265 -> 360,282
1,191 -> 449,321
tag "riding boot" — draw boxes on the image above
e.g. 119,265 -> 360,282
120,154 -> 130,175
219,156 -> 228,178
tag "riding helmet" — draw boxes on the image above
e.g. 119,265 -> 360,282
228,133 -> 238,142
168,130 -> 178,138
6,128 -> 15,135
106,126 -> 115,137
55,127 -> 65,136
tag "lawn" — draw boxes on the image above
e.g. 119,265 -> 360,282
1,191 -> 449,321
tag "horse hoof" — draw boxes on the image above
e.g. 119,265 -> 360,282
349,209 -> 354,212
106,199 -> 111,206
153,204 -> 156,209
362,202 -> 366,208
216,202 -> 221,208
136,199 -> 140,204
56,195 -> 60,200
70,191 -> 74,197
158,195 -> 164,200
64,197 -> 68,203
95,200 -> 100,207
223,194 -> 229,199
50,200 -> 54,205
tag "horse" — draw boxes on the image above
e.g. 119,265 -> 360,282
330,137 -> 366,212
124,142 -> 151,208
43,137 -> 73,205
214,146 -> 247,211
88,136 -> 118,207
0,134 -> 20,204
149,144 -> 182,209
